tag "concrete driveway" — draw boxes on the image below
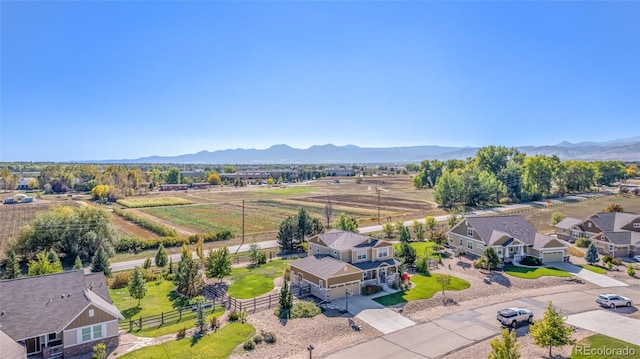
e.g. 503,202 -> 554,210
335,295 -> 416,334
550,262 -> 628,288
566,310 -> 640,345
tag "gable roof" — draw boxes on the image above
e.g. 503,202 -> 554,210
554,217 -> 582,230
460,216 -> 539,246
533,233 -> 566,250
290,255 -> 360,279
351,258 -> 400,271
602,231 -> 632,245
0,270 -> 122,341
588,212 -> 639,232
0,329 -> 25,359
315,230 -> 380,251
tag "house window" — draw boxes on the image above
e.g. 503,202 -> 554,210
89,309 -> 94,317
497,247 -> 502,255
357,250 -> 366,261
79,324 -> 103,343
467,241 -> 473,250
363,272 -> 368,279
334,250 -> 337,256
459,238 -> 463,246
378,248 -> 388,258
317,246 -> 320,253
609,244 -> 614,252
634,223 -> 640,229
319,279 -> 324,288
572,230 -> 580,239
588,222 -> 592,228
467,228 -> 473,237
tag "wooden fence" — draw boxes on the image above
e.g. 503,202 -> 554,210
204,285 -> 291,314
119,301 -> 217,332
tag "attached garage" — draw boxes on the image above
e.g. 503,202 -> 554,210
289,254 -> 363,301
542,251 -> 565,263
328,281 -> 361,300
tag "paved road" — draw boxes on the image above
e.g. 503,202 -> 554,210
326,285 -> 640,359
109,240 -> 279,272
110,192 -> 606,271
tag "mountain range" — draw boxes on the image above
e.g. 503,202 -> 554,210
94,136 -> 640,164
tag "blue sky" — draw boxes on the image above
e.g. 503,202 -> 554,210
1,1 -> 639,162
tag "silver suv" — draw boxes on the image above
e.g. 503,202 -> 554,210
596,293 -> 633,308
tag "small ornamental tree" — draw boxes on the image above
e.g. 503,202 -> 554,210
278,280 -> 294,319
333,212 -> 359,233
91,247 -> 111,277
143,258 -> 152,269
155,243 -> 168,268
412,220 -> 425,241
205,247 -> 232,282
551,212 -> 564,226
585,243 -> 599,265
249,242 -> 261,265
382,223 -> 395,238
603,203 -> 624,213
488,328 -> 520,359
484,247 -> 500,272
92,343 -> 107,359
73,255 -> 84,270
128,267 -> 147,307
529,301 -> 574,358
436,274 -> 452,297
28,251 -> 63,276
424,216 -> 438,231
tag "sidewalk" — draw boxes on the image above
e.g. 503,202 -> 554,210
551,262 -> 628,288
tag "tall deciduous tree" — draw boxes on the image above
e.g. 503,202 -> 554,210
585,243 -> 599,265
484,247 -> 500,272
28,251 -> 63,276
412,220 -> 425,241
206,172 -> 221,185
166,167 -> 181,184
529,301 -> 574,358
205,247 -> 232,282
522,155 -> 555,197
434,171 -> 464,208
488,328 -> 521,359
249,242 -> 261,265
91,247 -> 111,276
128,267 -> 147,307
333,212 -> 359,233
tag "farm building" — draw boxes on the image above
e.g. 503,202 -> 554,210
159,184 -> 189,191
191,182 -> 210,190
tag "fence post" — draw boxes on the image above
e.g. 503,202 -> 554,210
179,308 -> 182,321
139,316 -> 142,329
161,312 -> 164,325
254,297 -> 257,313
129,320 -> 133,332
269,294 -> 271,308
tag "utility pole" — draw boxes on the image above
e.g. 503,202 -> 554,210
377,186 -> 381,224
235,200 -> 245,255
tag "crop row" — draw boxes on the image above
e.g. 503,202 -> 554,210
116,196 -> 193,208
112,207 -> 179,237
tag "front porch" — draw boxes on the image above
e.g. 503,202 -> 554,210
496,244 -> 525,264
23,332 -> 63,359
361,264 -> 398,288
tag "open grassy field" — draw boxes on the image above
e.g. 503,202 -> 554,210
117,196 -> 193,208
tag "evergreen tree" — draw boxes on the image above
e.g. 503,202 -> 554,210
91,247 -> 111,277
28,251 -> 63,276
399,225 -> 411,243
174,255 -> 204,298
585,243 -> 599,265
278,280 -> 293,319
155,243 -> 168,268
47,249 -> 62,269
73,255 -> 84,270
488,328 -> 520,359
205,247 -> 232,282
5,250 -> 21,279
484,247 -> 500,272
529,301 -> 574,358
194,301 -> 206,333
397,242 -> 417,266
128,267 -> 147,307
168,257 -> 174,274
143,258 -> 152,269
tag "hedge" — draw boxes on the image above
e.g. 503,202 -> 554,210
113,207 -> 178,237
116,232 -> 236,252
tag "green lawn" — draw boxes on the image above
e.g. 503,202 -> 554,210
578,264 -> 608,274
110,280 -> 224,337
373,273 -> 470,306
118,322 -> 255,359
571,334 -> 640,358
227,259 -> 289,299
393,241 -> 448,259
504,265 -> 571,279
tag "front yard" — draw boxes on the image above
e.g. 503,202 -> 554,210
572,334 -> 640,359
227,259 -> 289,299
503,265 -> 571,279
373,273 -> 470,306
578,264 -> 608,274
118,322 -> 255,359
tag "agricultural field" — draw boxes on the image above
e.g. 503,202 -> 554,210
116,196 -> 193,208
0,201 -> 59,260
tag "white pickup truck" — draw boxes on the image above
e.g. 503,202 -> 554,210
496,308 -> 533,328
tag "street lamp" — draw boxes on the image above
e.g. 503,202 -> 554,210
307,344 -> 315,359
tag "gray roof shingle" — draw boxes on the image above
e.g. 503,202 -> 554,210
0,329 -> 25,359
554,217 -> 582,229
0,270 -> 122,341
589,212 -> 639,232
465,216 -> 538,246
290,255 -> 358,279
316,230 -> 377,251
351,259 -> 400,271
603,231 -> 632,245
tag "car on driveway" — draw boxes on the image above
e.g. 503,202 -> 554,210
596,293 -> 633,308
633,255 -> 640,262
497,308 -> 533,328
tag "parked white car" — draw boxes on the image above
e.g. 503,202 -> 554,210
497,308 -> 533,328
596,293 -> 633,308
633,255 -> 640,262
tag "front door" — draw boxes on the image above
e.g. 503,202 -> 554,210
25,337 -> 40,354
379,267 -> 387,284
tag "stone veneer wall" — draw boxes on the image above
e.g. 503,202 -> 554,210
63,335 -> 118,358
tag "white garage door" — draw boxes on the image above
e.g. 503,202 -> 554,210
542,251 -> 564,263
329,282 -> 361,300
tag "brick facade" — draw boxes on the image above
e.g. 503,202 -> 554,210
63,335 -> 118,358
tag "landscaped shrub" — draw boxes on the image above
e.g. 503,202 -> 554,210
519,256 -> 542,266
228,310 -> 240,322
575,237 -> 591,248
362,285 -> 382,296
416,257 -> 429,274
109,272 -> 131,289
261,330 -> 277,344
473,257 -> 489,269
290,300 -> 321,318
253,334 -> 263,345
602,255 -> 612,264
176,327 -> 186,339
628,265 -> 636,277
243,341 -> 255,351
612,258 -> 622,266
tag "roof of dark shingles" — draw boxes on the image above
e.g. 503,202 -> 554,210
290,255 -> 358,279
0,270 -> 122,341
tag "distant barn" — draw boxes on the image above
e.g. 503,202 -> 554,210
159,184 -> 188,191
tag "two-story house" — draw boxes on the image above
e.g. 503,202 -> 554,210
555,212 -> 640,258
0,270 -> 124,359
289,230 -> 400,301
448,215 -> 568,264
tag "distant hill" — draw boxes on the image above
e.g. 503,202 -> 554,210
90,137 -> 640,164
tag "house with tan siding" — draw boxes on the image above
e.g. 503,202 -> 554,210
0,271 -> 123,359
289,230 -> 400,301
555,212 -> 640,258
448,215 -> 567,264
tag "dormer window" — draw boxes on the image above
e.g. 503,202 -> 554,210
467,228 -> 473,237
357,250 -> 366,261
377,248 -> 388,258
588,222 -> 592,228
